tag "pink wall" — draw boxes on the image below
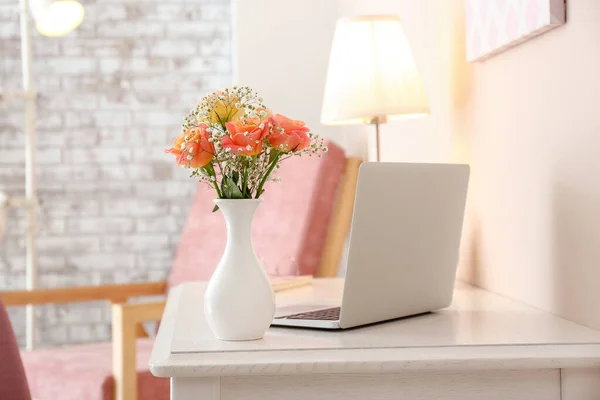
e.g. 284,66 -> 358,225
457,0 -> 600,330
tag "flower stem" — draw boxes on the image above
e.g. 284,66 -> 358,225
255,151 -> 281,198
242,160 -> 249,198
213,182 -> 222,198
205,163 -> 222,198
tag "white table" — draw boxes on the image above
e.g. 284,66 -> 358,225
150,279 -> 600,400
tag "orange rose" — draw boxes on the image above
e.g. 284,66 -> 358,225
165,124 -> 214,168
268,114 -> 311,152
221,118 -> 269,156
165,133 -> 186,157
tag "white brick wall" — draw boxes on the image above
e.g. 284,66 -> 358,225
0,0 -> 232,347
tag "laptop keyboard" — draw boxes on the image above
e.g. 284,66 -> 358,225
280,307 -> 341,321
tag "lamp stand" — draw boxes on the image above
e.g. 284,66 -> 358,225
374,120 -> 381,162
370,116 -> 387,162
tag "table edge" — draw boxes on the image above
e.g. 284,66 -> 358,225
149,342 -> 600,377
149,282 -> 600,378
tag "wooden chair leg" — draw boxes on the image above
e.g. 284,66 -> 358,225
112,303 -> 138,400
111,301 -> 166,400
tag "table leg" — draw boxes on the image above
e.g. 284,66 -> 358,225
171,377 -> 220,400
561,368 -> 600,400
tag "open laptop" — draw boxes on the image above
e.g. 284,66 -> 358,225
272,162 -> 470,330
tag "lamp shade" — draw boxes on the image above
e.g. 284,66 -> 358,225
29,0 -> 84,37
321,15 -> 429,125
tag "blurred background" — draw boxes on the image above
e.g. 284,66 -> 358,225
0,0 -> 232,347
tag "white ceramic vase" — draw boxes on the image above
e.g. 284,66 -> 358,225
204,199 -> 275,341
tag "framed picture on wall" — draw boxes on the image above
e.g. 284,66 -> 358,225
466,0 -> 566,62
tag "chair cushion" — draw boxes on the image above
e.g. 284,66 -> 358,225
21,339 -> 168,400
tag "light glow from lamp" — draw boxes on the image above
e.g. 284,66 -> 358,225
321,15 -> 429,125
29,0 -> 84,37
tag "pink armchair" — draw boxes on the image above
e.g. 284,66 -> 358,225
0,299 -> 32,400
1,140 -> 362,400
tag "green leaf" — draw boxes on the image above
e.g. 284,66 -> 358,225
231,170 -> 239,184
221,176 -> 244,199
212,205 -> 219,213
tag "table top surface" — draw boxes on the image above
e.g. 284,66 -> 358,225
149,279 -> 600,378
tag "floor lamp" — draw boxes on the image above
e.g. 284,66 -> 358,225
0,0 -> 83,350
321,15 -> 430,161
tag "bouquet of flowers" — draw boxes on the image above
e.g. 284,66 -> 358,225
166,87 -> 327,207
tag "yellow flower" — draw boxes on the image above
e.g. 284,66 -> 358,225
201,90 -> 245,126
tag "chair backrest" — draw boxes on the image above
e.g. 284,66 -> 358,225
168,140 -> 347,288
0,300 -> 32,400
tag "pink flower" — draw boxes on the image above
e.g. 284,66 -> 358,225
165,124 -> 214,168
268,114 -> 311,152
221,118 -> 269,156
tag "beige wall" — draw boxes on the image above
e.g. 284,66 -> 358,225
236,0 -> 600,330
234,0 -> 464,160
233,0 -> 362,154
337,0 -> 478,274
458,0 -> 600,331
343,0 -> 600,331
